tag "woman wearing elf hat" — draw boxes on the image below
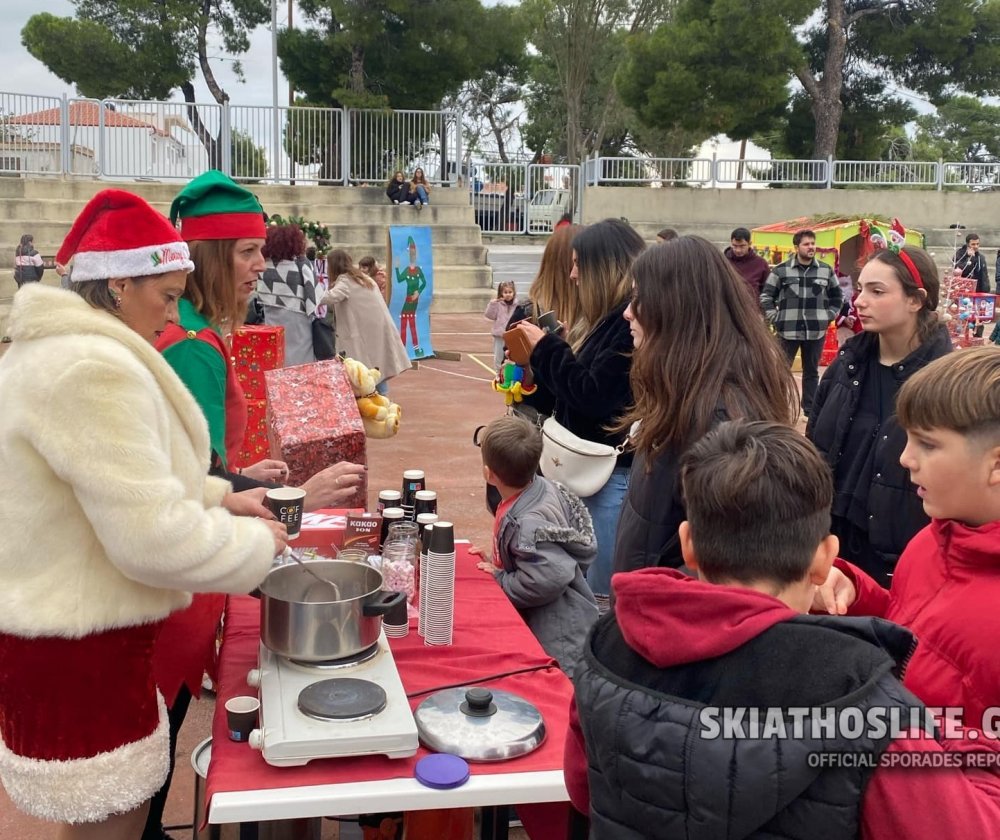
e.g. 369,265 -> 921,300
147,170 -> 364,840
160,169 -> 366,502
0,189 -> 286,837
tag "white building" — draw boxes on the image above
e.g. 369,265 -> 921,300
7,100 -> 210,179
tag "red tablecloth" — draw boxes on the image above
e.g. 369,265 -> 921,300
207,546 -> 574,835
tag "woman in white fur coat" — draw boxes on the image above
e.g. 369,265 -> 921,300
0,190 -> 285,840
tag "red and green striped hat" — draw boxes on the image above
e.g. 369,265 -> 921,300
170,170 -> 266,241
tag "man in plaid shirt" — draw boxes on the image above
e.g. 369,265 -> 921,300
760,229 -> 842,417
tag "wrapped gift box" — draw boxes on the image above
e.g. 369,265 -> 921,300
233,325 -> 285,401
233,398 -> 268,470
289,508 -> 364,552
265,359 -> 367,509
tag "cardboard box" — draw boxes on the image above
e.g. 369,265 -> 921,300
265,359 -> 367,509
344,512 -> 382,554
233,325 -> 285,401
233,398 -> 268,470
289,508 -> 363,552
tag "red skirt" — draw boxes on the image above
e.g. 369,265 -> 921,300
0,623 -> 170,823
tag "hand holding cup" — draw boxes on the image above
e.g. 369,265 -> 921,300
222,487 -> 272,519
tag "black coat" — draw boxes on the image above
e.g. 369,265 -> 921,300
386,180 -> 409,203
529,301 -> 633,466
576,610 -> 917,840
954,246 -> 990,293
613,408 -> 728,574
806,326 -> 952,575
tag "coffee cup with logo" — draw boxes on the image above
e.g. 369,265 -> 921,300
264,487 -> 307,538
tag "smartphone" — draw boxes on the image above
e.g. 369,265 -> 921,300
537,310 -> 560,334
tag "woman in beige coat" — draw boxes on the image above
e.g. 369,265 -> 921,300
324,249 -> 411,394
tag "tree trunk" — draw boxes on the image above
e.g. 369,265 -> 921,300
197,0 -> 229,106
192,0 -> 226,170
795,0 -> 848,163
181,82 -> 221,170
350,45 -> 365,96
811,95 -> 844,162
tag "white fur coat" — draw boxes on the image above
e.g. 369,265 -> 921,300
0,285 -> 276,638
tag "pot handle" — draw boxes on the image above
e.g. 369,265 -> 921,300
363,590 -> 406,616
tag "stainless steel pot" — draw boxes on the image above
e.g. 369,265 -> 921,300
259,560 -> 405,661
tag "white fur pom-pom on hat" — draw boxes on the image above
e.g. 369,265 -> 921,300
57,189 -> 195,283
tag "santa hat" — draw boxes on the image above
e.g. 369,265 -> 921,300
57,190 -> 194,283
170,170 -> 267,241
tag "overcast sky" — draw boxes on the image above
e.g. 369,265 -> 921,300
2,0 -> 290,106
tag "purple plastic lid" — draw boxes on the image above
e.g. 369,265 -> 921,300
414,753 -> 471,789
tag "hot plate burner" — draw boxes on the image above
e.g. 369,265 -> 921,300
298,678 -> 388,721
288,642 -> 380,670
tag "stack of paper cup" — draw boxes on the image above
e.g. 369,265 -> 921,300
382,591 -> 410,638
421,522 -> 455,646
418,525 -> 431,637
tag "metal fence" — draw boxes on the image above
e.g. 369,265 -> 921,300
0,92 -> 458,187
831,159 -> 941,188
465,159 -> 582,235
583,154 -> 1000,191
942,162 -> 1000,191
348,109 -> 461,186
714,157 -> 827,186
590,156 -> 713,186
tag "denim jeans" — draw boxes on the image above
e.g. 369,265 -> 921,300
582,465 -> 630,599
375,379 -> 389,396
415,185 -> 429,204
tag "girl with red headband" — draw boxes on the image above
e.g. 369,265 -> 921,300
807,238 -> 952,587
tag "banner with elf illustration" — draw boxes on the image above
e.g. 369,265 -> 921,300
387,226 -> 435,360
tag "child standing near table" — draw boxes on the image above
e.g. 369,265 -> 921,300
473,415 -> 598,678
484,280 -> 518,368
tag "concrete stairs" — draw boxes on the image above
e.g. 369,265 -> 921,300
0,179 -> 493,313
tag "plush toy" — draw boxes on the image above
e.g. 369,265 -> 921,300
493,361 -> 537,406
341,356 -> 402,439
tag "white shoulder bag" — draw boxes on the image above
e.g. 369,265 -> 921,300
539,416 -> 628,498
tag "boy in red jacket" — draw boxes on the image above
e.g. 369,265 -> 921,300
817,347 -> 1000,733
566,420 -> 1000,840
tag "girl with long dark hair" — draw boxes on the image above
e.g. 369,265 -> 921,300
613,235 -> 798,575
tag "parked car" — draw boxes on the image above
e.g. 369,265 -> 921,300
526,189 -> 573,233
472,185 -> 525,232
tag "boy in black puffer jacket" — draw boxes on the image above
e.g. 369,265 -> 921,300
566,421 -> 1000,840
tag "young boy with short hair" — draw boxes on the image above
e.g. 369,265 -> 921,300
566,420 -> 1000,839
817,347 -> 1000,732
474,415 -> 598,678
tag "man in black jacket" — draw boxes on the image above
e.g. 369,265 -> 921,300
954,232 -> 990,293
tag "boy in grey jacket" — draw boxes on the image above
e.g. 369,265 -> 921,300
474,416 -> 598,679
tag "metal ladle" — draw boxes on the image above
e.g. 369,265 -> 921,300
282,549 -> 342,601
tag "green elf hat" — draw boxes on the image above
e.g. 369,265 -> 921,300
407,236 -> 416,250
170,170 -> 267,242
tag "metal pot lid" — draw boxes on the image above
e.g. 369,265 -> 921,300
413,686 -> 546,761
